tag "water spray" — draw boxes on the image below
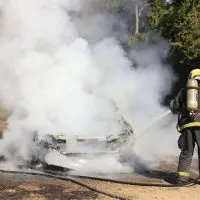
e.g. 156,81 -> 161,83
136,110 -> 172,140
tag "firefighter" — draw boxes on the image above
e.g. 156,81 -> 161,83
170,68 -> 200,184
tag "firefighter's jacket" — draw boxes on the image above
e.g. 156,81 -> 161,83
170,88 -> 200,132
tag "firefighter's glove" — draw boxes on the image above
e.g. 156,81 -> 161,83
170,100 -> 176,113
170,99 -> 180,114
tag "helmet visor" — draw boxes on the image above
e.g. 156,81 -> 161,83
194,75 -> 200,81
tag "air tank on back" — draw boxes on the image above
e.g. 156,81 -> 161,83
187,79 -> 199,110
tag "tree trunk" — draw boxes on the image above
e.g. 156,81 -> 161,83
135,4 -> 139,34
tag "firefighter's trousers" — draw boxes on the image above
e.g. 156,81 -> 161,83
177,128 -> 200,176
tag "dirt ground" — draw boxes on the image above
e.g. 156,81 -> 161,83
82,178 -> 200,200
0,177 -> 102,200
0,156 -> 199,200
0,167 -> 199,200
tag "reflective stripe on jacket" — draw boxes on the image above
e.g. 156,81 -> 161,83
177,122 -> 200,132
170,88 -> 200,132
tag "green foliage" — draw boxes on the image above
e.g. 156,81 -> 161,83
148,0 -> 200,65
148,0 -> 168,30
96,0 -> 200,65
92,0 -> 128,13
128,32 -> 151,46
170,1 -> 200,63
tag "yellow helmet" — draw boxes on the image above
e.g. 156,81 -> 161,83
188,69 -> 200,80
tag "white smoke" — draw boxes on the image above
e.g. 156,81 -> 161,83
0,0 -> 178,170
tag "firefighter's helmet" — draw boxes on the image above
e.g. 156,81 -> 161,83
188,69 -> 200,80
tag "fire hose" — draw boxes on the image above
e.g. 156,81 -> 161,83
0,166 -> 199,188
49,109 -> 199,188
0,168 -> 127,200
0,111 -> 199,200
0,156 -> 199,200
0,167 -> 199,200
43,166 -> 200,187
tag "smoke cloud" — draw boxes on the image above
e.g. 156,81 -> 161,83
0,0 -> 178,171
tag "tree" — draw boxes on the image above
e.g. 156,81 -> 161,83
127,1 -> 150,46
89,0 -> 150,47
148,0 -> 200,65
148,0 -> 168,31
169,1 -> 200,64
